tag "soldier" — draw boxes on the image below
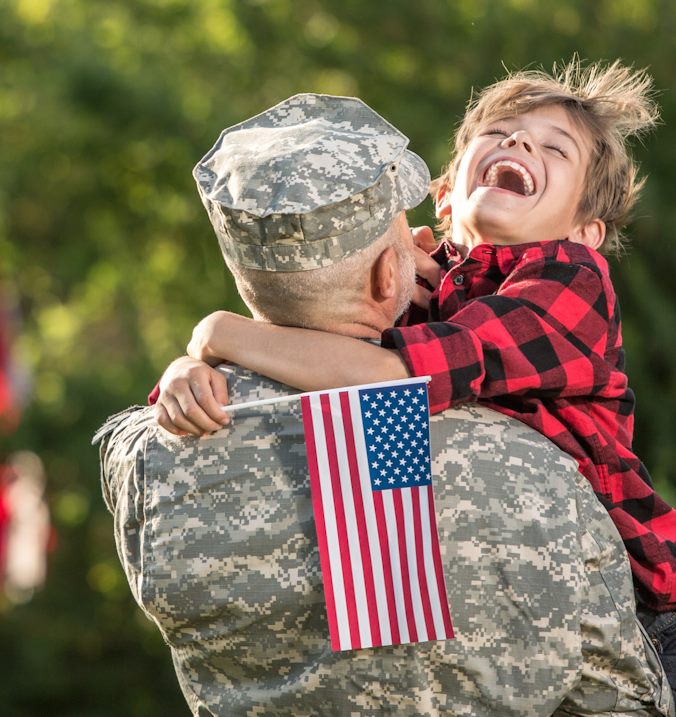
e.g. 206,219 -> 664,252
96,94 -> 673,716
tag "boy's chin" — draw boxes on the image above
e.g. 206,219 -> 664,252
459,215 -> 529,247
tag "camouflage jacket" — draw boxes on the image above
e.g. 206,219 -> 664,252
95,366 -> 673,716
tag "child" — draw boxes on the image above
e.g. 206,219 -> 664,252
157,60 -> 676,689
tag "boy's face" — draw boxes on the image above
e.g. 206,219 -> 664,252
439,104 -> 603,252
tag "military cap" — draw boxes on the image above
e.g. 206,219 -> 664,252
193,93 -> 431,272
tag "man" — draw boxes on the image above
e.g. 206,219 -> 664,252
96,94 -> 673,716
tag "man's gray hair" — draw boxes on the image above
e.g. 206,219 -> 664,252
228,216 -> 414,330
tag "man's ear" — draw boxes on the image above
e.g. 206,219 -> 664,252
568,218 -> 606,251
371,246 -> 398,301
435,186 -> 453,219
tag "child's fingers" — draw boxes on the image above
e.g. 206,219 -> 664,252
411,225 -> 437,253
210,370 -> 231,416
155,396 -> 206,437
154,403 -> 188,436
176,386 -> 226,433
414,245 -> 442,288
189,371 -> 231,426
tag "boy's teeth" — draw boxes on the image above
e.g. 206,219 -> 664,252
484,160 -> 535,196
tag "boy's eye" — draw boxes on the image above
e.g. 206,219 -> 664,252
482,127 -> 509,137
544,144 -> 568,158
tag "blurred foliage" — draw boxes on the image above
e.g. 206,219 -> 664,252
0,0 -> 675,713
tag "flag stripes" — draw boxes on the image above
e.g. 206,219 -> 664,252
301,380 -> 453,651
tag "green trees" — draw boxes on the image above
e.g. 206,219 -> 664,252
1,0 -> 675,713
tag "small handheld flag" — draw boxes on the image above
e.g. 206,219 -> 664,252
301,377 -> 453,652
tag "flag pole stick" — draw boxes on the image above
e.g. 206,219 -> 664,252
220,375 -> 432,414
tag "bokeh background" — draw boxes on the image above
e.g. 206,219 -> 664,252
1,0 -> 675,714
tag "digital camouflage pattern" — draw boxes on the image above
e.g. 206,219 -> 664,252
192,94 -> 430,272
95,366 -> 674,717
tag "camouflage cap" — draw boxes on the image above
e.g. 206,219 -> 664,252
193,93 -> 431,272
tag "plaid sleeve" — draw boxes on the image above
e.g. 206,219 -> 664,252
148,382 -> 160,405
382,256 -> 622,413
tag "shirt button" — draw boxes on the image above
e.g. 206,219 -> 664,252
453,274 -> 464,286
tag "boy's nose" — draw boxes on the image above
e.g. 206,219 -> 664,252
501,130 -> 535,154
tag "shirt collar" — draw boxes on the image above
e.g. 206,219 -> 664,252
438,239 -> 576,274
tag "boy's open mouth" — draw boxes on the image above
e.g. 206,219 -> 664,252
482,160 -> 535,196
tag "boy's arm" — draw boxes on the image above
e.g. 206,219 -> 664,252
183,232 -> 440,393
187,311 -> 410,391
383,254 -> 620,413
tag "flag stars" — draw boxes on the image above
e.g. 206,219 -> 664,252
360,383 -> 432,491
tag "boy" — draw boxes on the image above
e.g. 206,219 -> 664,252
156,60 -> 676,688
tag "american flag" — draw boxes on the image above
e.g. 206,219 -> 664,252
301,377 -> 454,652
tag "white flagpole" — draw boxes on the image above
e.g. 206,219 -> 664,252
220,375 -> 432,414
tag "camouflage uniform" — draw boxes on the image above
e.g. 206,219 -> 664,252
95,366 -> 673,716
95,94 -> 673,714
192,93 -> 430,272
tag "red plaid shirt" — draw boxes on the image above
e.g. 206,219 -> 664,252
382,239 -> 676,610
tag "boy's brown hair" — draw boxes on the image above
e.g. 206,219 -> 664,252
434,58 -> 660,254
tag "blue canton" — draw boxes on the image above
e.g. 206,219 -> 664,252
358,383 -> 432,491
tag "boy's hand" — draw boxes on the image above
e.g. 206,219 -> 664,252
411,225 -> 438,254
154,356 -> 231,437
410,227 -> 442,310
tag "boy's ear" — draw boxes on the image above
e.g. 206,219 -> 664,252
434,186 -> 453,219
569,218 -> 606,251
